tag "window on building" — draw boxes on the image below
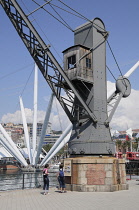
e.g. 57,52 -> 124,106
68,55 -> 76,69
86,58 -> 91,69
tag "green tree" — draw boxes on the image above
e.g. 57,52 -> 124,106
132,138 -> 139,151
115,140 -> 122,151
43,144 -> 53,153
43,144 -> 65,156
122,141 -> 130,153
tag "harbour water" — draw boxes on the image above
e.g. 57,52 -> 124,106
0,169 -> 58,191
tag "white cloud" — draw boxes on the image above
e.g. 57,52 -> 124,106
1,108 -> 46,124
1,81 -> 139,132
1,110 -> 22,124
108,81 -> 139,130
1,102 -> 70,131
50,97 -> 70,131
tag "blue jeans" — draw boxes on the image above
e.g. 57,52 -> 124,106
58,176 -> 65,189
43,176 -> 49,191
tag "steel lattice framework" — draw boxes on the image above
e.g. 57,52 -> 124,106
2,0 -> 136,157
0,0 -> 97,123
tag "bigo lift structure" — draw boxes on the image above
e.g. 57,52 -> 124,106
1,0 -> 139,191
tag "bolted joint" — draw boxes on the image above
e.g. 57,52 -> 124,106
104,121 -> 109,127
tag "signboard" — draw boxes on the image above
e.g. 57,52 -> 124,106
64,160 -> 72,176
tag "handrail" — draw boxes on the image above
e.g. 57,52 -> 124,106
0,171 -> 58,191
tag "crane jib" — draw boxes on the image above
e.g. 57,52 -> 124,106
0,0 -> 97,124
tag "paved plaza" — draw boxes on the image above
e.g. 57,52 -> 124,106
0,180 -> 139,210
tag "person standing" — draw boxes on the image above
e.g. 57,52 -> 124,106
43,164 -> 49,195
57,164 -> 66,193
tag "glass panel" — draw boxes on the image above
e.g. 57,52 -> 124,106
68,55 -> 76,69
86,58 -> 91,69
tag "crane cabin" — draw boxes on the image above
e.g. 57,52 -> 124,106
63,45 -> 93,85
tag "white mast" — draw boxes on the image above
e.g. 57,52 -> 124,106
40,123 -> 72,166
0,134 -> 28,167
32,63 -> 38,165
41,128 -> 72,166
19,96 -> 32,164
35,93 -> 54,165
0,124 -> 24,160
124,61 -> 139,78
126,128 -> 133,152
107,61 -> 139,101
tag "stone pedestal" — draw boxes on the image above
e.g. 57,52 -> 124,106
64,157 -> 128,192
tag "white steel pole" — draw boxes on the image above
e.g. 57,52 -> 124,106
0,134 -> 28,167
35,93 -> 54,165
19,96 -> 32,164
40,123 -> 72,166
0,139 -> 14,157
32,63 -> 38,165
0,124 -> 24,160
41,129 -> 72,166
107,61 -> 139,101
124,61 -> 139,78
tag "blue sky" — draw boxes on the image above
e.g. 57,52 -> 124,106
0,0 -> 139,131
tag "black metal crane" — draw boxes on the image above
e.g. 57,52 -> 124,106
1,0 -> 133,156
0,0 -> 96,122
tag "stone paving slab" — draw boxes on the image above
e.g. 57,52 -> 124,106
0,180 -> 139,210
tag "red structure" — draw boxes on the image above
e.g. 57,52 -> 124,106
116,152 -> 139,160
116,152 -> 123,159
126,152 -> 139,160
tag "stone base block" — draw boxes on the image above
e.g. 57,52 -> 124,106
66,183 -> 129,192
64,157 -> 128,192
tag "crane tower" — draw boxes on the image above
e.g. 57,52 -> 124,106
63,18 -> 115,156
1,0 -> 130,192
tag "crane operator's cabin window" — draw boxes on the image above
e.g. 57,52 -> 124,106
68,55 -> 76,69
86,58 -> 91,69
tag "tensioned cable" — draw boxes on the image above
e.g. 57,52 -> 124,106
59,0 -> 125,85
49,1 -> 123,84
27,0 -> 128,127
0,63 -> 33,81
107,40 -> 127,87
21,0 -> 63,62
57,0 -> 107,32
20,66 -> 34,97
107,40 -> 123,77
31,0 -> 122,83
14,65 -> 34,112
27,0 -> 52,16
32,0 -> 74,31
54,0 -> 125,82
106,65 -> 117,81
81,81 -> 92,95
30,1 -> 124,93
49,3 -> 73,32
49,2 -> 92,20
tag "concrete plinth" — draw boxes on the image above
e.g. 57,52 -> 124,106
64,157 -> 128,192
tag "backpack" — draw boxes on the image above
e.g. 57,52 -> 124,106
59,170 -> 64,177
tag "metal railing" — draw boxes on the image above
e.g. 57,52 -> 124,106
2,161 -> 139,191
0,171 -> 58,191
125,161 -> 139,180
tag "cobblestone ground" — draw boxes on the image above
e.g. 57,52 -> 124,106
0,180 -> 139,210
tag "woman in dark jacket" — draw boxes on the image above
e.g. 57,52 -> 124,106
57,164 -> 66,193
43,164 -> 49,195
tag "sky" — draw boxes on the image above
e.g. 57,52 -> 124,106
0,0 -> 139,132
